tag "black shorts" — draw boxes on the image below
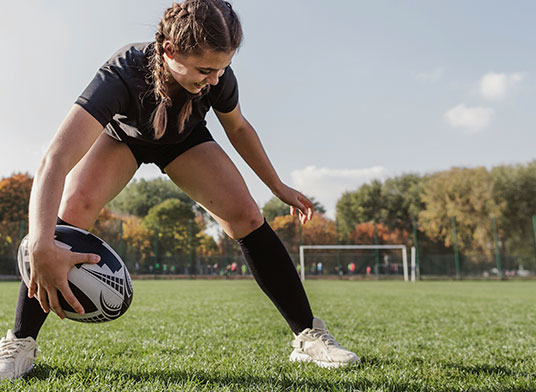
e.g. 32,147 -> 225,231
124,126 -> 215,173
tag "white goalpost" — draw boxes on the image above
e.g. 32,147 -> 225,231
299,244 -> 411,282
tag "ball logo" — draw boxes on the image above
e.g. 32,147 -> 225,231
54,226 -> 123,273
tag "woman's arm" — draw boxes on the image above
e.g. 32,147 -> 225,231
215,104 -> 313,223
28,104 -> 103,318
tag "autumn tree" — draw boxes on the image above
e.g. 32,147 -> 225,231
0,173 -> 33,222
270,214 -> 337,253
194,214 -> 218,256
418,167 -> 499,255
92,208 -> 123,250
271,214 -> 299,253
121,215 -> 153,265
350,222 -> 409,245
0,173 -> 33,256
301,215 -> 337,246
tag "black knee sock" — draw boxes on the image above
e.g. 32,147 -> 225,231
13,282 -> 48,340
13,217 -> 74,340
237,220 -> 313,334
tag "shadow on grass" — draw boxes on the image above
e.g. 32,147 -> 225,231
368,355 -> 533,379
27,363 -> 78,379
25,360 -> 536,392
444,361 -> 535,379
27,362 -> 409,392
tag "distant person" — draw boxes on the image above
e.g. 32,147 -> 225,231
384,255 -> 390,275
0,0 -> 357,380
348,262 -> 356,276
317,262 -> 323,276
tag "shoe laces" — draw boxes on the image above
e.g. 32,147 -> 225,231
0,337 -> 29,360
308,328 -> 341,348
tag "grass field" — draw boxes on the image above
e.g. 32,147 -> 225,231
0,279 -> 535,391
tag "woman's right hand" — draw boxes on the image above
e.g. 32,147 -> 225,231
27,242 -> 101,319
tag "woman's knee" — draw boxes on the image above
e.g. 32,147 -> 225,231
224,204 -> 264,239
59,188 -> 103,228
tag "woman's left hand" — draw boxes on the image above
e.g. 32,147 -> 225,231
274,184 -> 314,224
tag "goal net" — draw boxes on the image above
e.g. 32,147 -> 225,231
298,245 -> 410,281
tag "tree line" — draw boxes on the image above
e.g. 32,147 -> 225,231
336,161 -> 536,259
1,160 -> 536,268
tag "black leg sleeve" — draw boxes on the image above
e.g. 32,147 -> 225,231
13,281 -> 48,340
237,220 -> 313,334
13,217 -> 75,339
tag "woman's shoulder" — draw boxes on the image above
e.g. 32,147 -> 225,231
207,65 -> 239,113
210,65 -> 237,94
102,42 -> 155,76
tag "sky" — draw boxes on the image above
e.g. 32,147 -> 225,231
1,1 -> 535,218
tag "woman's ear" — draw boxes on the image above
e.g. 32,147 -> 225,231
162,40 -> 175,60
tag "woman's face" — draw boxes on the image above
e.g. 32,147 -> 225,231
163,41 -> 235,94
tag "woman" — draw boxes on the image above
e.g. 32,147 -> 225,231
0,0 -> 358,379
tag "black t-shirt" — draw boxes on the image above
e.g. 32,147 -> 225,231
75,42 -> 239,145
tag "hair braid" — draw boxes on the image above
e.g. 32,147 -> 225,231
149,0 -> 243,140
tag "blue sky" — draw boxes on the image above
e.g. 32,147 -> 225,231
1,1 -> 534,218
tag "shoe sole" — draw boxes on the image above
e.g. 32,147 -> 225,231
289,351 -> 357,368
20,364 -> 34,378
0,362 -> 35,381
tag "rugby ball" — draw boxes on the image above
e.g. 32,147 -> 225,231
17,225 -> 133,323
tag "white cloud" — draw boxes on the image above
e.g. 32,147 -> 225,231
444,104 -> 495,133
291,166 -> 389,218
479,72 -> 524,101
415,67 -> 445,82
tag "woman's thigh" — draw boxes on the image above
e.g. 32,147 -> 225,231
164,141 -> 264,239
59,133 -> 138,229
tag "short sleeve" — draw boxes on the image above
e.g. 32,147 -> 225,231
75,66 -> 131,127
210,66 -> 239,113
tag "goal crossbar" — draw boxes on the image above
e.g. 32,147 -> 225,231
299,245 -> 409,282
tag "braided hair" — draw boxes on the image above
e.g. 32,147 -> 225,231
149,0 -> 243,140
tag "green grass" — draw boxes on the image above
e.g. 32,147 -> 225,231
0,280 -> 535,391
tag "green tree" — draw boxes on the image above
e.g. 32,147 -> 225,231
335,179 -> 383,240
381,174 -> 426,233
108,178 -> 195,217
262,196 -> 326,222
262,197 -> 289,222
142,198 -> 198,256
310,197 -> 327,216
492,161 -> 536,257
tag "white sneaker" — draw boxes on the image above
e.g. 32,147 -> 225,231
0,330 -> 38,380
289,318 -> 360,368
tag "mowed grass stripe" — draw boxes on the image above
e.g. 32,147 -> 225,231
0,280 -> 535,391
